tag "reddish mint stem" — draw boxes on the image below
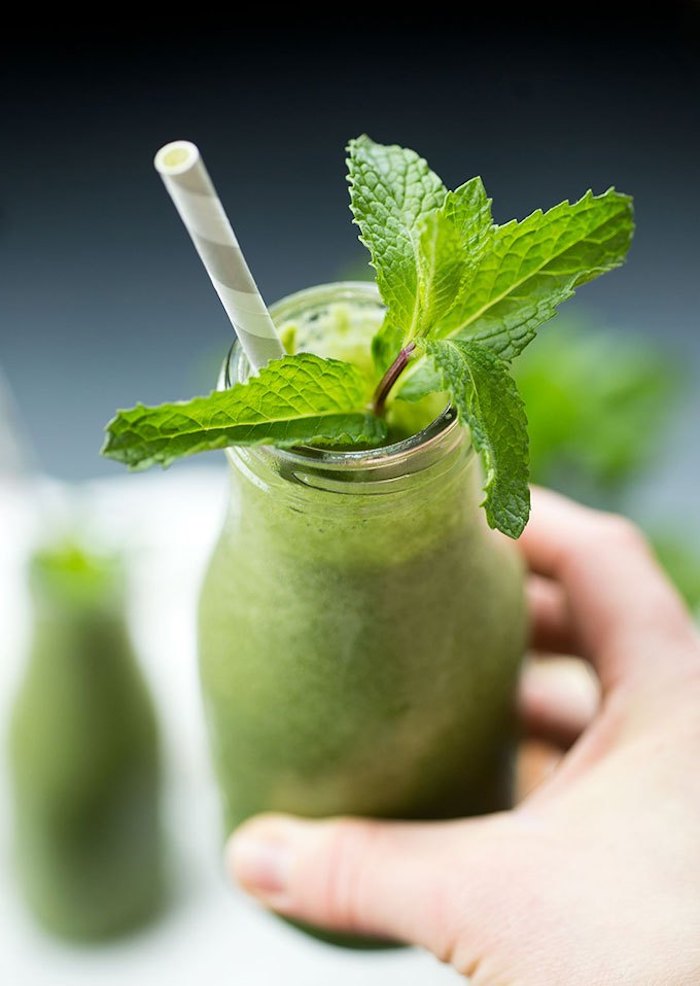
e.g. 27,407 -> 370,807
372,342 -> 417,416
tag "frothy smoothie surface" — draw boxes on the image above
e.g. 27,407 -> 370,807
275,292 -> 449,448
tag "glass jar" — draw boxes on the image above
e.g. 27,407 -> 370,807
198,282 -> 526,835
9,548 -> 163,940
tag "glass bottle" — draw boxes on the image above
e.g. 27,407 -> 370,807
9,545 -> 163,940
199,283 -> 526,836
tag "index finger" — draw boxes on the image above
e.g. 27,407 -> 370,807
518,487 -> 698,694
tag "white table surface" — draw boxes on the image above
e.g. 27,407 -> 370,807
0,469 -> 463,985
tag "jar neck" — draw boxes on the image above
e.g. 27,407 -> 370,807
221,281 -> 474,507
227,408 -> 475,509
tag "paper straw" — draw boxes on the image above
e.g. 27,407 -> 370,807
154,140 -> 284,370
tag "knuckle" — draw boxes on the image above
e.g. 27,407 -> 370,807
597,512 -> 647,552
320,819 -> 378,930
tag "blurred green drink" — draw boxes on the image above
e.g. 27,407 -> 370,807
9,543 -> 163,940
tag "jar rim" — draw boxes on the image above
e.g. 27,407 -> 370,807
218,281 -> 466,475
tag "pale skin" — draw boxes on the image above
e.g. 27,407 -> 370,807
227,488 -> 700,984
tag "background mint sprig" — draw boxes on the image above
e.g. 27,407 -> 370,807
103,135 -> 634,539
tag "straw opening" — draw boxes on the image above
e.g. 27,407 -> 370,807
154,140 -> 200,176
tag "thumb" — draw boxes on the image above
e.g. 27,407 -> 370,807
226,812 -> 501,955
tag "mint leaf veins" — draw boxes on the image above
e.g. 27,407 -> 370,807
103,135 -> 634,538
103,353 -> 386,469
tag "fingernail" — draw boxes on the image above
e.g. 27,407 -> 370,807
226,830 -> 293,901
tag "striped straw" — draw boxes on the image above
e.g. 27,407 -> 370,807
154,140 -> 284,371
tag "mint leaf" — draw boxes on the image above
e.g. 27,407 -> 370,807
411,179 -> 494,346
102,354 -> 386,470
415,209 -> 464,338
434,189 -> 634,358
347,135 -> 446,329
426,339 -> 530,538
347,135 -> 446,368
442,177 -> 493,257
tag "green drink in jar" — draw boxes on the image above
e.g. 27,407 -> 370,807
198,282 -> 526,832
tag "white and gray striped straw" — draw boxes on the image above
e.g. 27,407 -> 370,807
154,140 -> 284,371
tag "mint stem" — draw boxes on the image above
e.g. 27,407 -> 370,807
372,342 -> 417,415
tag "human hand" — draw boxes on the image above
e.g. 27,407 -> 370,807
227,488 -> 700,984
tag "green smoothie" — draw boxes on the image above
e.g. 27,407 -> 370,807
9,545 -> 163,940
198,284 -> 526,833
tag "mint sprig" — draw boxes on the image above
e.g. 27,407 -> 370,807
102,354 -> 386,470
351,137 -> 633,535
103,135 -> 634,539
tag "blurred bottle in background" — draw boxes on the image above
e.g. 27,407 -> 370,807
8,543 -> 164,940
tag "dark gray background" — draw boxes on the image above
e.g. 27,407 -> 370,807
1,14 -> 698,481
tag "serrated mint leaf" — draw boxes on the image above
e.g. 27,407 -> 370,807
442,177 -> 493,257
426,339 -> 530,538
347,135 -> 446,367
415,209 -> 465,339
409,179 -> 495,348
102,353 -> 386,470
434,188 -> 634,359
